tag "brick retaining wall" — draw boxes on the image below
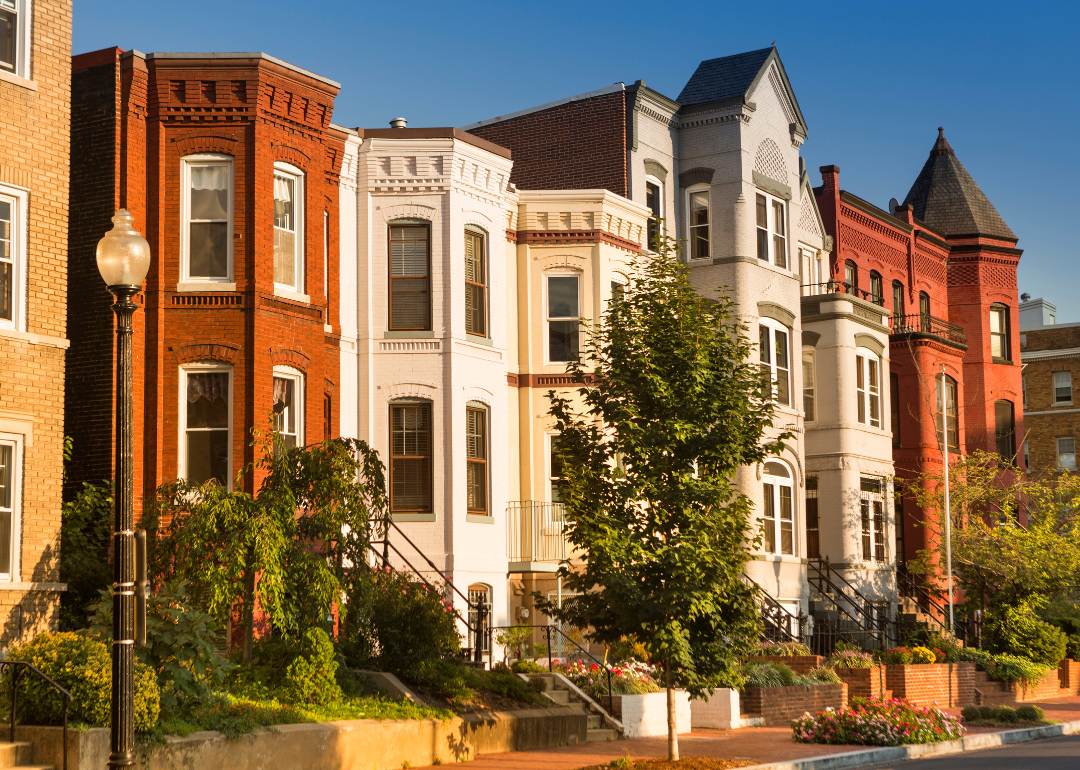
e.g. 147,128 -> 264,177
885,663 -> 974,707
834,666 -> 887,701
1059,659 -> 1080,694
741,683 -> 848,726
749,656 -> 825,675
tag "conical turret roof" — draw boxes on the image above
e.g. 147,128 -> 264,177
902,128 -> 1016,241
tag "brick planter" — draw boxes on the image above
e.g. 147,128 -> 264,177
885,662 -> 975,707
834,665 -> 887,701
741,683 -> 847,726
748,655 -> 825,675
1059,659 -> 1080,695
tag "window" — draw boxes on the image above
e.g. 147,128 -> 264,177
994,400 -> 1015,460
272,367 -> 303,451
688,188 -> 709,259
0,435 -> 21,580
467,584 -> 492,654
844,260 -> 858,292
890,372 -> 901,448
800,247 -> 823,288
892,281 -> 905,319
183,156 -> 232,282
549,434 -> 567,503
802,349 -> 815,423
919,292 -> 931,332
894,487 -> 906,565
323,211 -> 329,298
388,221 -> 431,331
805,475 -> 819,559
1057,437 -> 1076,471
645,179 -> 662,250
759,320 -> 790,406
181,367 -> 231,486
1022,374 -> 1027,410
390,402 -> 432,513
610,280 -> 625,308
860,477 -> 885,563
0,0 -> 28,78
323,393 -> 332,442
0,186 -> 26,330
1054,371 -> 1072,404
466,405 -> 488,515
936,374 -> 959,452
869,271 -> 883,304
762,461 -> 793,555
547,274 -> 579,362
856,350 -> 881,428
465,229 -> 486,336
990,304 -> 1010,360
755,192 -> 787,267
273,164 -> 304,292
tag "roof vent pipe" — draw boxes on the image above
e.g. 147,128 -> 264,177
390,117 -> 407,128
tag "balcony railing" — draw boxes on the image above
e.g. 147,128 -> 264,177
507,501 -> 567,568
801,280 -> 885,306
889,312 -> 967,346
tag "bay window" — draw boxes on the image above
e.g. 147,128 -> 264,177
183,156 -> 233,282
936,374 -> 959,452
390,402 -> 432,513
759,320 -> 790,406
860,477 -> 885,563
388,221 -> 431,331
990,304 -> 1010,361
272,367 -> 304,451
855,350 -> 881,428
181,366 -> 231,486
762,461 -> 794,556
273,163 -> 304,293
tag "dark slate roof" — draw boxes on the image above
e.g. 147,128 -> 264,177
902,128 -> 1016,241
676,48 -> 774,106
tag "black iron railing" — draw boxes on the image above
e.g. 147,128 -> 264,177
801,280 -> 885,307
889,312 -> 967,346
741,574 -> 806,644
896,565 -> 977,645
492,624 -> 613,712
808,558 -> 899,652
2,661 -> 71,770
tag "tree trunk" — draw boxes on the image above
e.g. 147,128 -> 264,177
666,661 -> 679,761
242,562 -> 256,666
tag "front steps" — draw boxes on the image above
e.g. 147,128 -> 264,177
0,741 -> 50,770
533,674 -> 620,742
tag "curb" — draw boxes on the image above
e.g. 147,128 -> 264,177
738,718 -> 1080,770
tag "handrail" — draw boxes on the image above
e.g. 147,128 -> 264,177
889,312 -> 967,345
1,661 -> 71,770
808,558 -> 898,647
801,280 -> 885,307
741,574 -> 804,643
897,566 -> 956,638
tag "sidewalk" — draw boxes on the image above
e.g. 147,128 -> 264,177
410,695 -> 1080,770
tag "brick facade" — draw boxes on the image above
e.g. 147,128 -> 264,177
741,683 -> 848,726
67,49 -> 343,512
884,662 -> 975,707
0,0 -> 72,643
1019,323 -> 1080,478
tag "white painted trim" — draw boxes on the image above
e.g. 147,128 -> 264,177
272,365 -> 305,449
180,154 -> 234,283
1022,346 -> 1080,361
684,184 -> 710,261
0,432 -> 24,582
178,363 -> 233,485
176,281 -> 237,293
0,183 -> 29,333
273,162 -> 305,294
0,0 -> 32,80
0,69 -> 35,90
272,286 -> 311,304
543,271 -> 581,366
753,187 -> 791,270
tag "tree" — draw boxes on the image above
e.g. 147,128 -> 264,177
146,432 -> 388,664
541,234 -> 782,760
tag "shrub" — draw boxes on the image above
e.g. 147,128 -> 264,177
993,705 -> 1019,723
410,659 -> 476,704
977,705 -> 994,719
757,640 -> 813,657
955,649 -> 1052,686
511,659 -> 543,674
608,636 -> 651,663
911,646 -> 936,664
830,649 -> 876,669
1067,634 -> 1080,661
527,677 -> 547,694
283,628 -> 343,706
932,648 -> 946,663
960,705 -> 981,722
1016,704 -> 1045,722
984,599 -> 1068,666
557,659 -> 662,699
2,632 -> 159,731
807,666 -> 841,684
792,697 -> 964,746
741,661 -> 797,689
884,647 -> 914,665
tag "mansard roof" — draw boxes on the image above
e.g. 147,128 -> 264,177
902,128 -> 1016,241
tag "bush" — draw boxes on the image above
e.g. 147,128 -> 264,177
884,647 -> 914,665
993,705 -> 1019,723
792,697 -> 964,746
955,648 -> 1052,686
58,481 -> 113,631
741,661 -> 797,689
1016,704 -> 1045,722
608,636 -> 651,663
410,659 -> 476,704
756,640 -> 813,657
984,599 -> 1068,666
284,628 -> 343,706
960,705 -> 981,721
1067,634 -> 1080,661
911,646 -> 937,664
807,666 -> 841,684
557,659 -> 662,699
829,649 -> 876,668
977,705 -> 994,719
341,567 -> 461,675
511,659 -> 543,674
2,632 -> 159,731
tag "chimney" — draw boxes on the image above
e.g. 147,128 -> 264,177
389,117 -> 407,129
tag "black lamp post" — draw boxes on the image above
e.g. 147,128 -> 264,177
96,210 -> 150,770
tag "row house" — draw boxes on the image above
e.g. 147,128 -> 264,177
0,0 -> 71,644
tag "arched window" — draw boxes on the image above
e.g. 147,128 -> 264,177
935,374 -> 959,452
762,461 -> 794,556
892,281 -> 905,319
919,292 -> 931,332
844,260 -> 858,293
869,271 -> 883,305
467,584 -> 492,654
995,400 -> 1015,460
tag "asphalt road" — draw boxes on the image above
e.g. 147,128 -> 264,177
867,734 -> 1080,769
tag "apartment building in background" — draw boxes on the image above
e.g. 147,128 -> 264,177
0,0 -> 72,643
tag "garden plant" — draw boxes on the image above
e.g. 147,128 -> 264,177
792,697 -> 965,746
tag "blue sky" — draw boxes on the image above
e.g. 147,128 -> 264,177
73,0 -> 1080,321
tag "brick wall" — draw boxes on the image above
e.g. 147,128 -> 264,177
467,90 -> 628,196
1058,659 -> 1080,694
885,662 -> 974,707
741,683 -> 848,726
750,656 -> 824,675
1020,325 -> 1080,478
835,665 -> 887,701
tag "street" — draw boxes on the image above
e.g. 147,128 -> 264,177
869,735 -> 1080,769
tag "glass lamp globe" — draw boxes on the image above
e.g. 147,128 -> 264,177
96,209 -> 151,288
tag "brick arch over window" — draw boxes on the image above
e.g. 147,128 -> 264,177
173,134 -> 239,157
271,144 -> 311,171
174,342 -> 240,365
324,378 -> 336,396
270,346 -> 310,373
462,209 -> 493,228
465,386 -> 494,408
534,255 -> 586,272
381,204 -> 437,222
383,382 -> 437,401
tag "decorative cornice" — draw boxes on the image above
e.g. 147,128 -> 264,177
512,373 -> 595,388
505,229 -> 518,244
517,229 -> 640,253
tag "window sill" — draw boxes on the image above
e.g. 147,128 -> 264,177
0,71 -> 37,91
273,286 -> 310,304
465,335 -> 493,347
992,357 -> 1014,366
392,513 -> 436,522
385,330 -> 434,339
0,581 -> 66,591
0,326 -> 69,350
466,514 -> 494,524
177,281 -> 236,293
1052,402 -> 1074,408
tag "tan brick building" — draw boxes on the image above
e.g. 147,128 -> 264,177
0,0 -> 72,643
1019,310 -> 1080,478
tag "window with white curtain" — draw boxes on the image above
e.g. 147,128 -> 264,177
803,348 -> 816,422
0,434 -> 22,580
687,187 -> 709,260
856,350 -> 881,428
273,163 -> 304,292
272,367 -> 304,451
180,366 -> 231,486
183,156 -> 232,282
1054,371 -> 1073,405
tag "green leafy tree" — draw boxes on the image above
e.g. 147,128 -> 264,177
59,480 -> 113,630
540,234 -> 781,760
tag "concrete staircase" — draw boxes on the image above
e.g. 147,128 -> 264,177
534,674 -> 620,743
0,741 -> 51,770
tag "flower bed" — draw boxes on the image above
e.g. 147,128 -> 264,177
554,658 -> 662,701
792,697 -> 965,746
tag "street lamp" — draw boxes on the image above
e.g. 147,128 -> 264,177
96,209 -> 150,770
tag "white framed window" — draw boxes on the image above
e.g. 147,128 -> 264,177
645,177 -> 663,250
390,400 -> 432,513
762,461 -> 794,556
272,366 -> 304,451
856,349 -> 881,428
803,348 -> 816,423
273,162 -> 304,294
800,246 -> 822,288
755,191 -> 787,268
1054,371 -> 1072,405
547,433 -> 565,503
1058,437 -> 1076,472
466,403 -> 488,515
180,364 -> 232,486
181,155 -> 233,283
0,0 -> 31,80
686,186 -> 710,260
990,304 -> 1010,361
546,273 -> 580,363
0,184 -> 27,331
860,477 -> 886,562
759,319 -> 790,407
465,227 -> 487,337
0,434 -> 22,581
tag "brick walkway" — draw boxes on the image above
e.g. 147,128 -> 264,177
410,695 -> 1080,770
